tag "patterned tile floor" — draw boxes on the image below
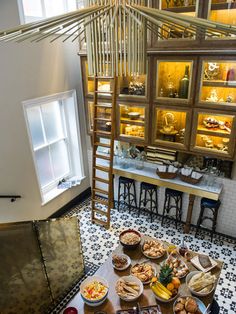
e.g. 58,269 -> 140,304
65,197 -> 236,314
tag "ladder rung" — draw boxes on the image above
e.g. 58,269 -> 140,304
96,76 -> 114,80
95,154 -> 110,161
92,207 -> 108,216
94,118 -> 111,122
93,177 -> 109,184
88,76 -> 114,80
94,142 -> 110,148
94,165 -> 110,172
93,188 -> 109,195
92,217 -> 108,227
92,198 -> 109,206
94,104 -> 112,108
95,91 -> 113,95
94,130 -> 111,136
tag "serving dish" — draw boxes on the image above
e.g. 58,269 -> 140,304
128,112 -> 141,120
165,252 -> 189,278
115,275 -> 143,302
141,238 -> 166,259
191,254 -> 217,272
112,253 -> 131,270
130,262 -> 156,284
119,229 -> 141,249
173,296 -> 206,314
80,275 -> 109,307
186,271 -> 216,297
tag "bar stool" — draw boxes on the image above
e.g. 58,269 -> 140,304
195,198 -> 221,242
117,176 -> 137,213
138,182 -> 158,222
161,188 -> 183,229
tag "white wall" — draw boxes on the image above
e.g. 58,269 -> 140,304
0,0 -> 90,222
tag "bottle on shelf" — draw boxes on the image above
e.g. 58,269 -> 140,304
179,65 -> 190,99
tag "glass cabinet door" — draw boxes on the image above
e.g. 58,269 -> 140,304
86,101 -> 112,135
118,104 -> 147,142
208,1 -> 236,39
153,107 -> 190,149
118,74 -> 147,100
191,110 -> 236,158
199,59 -> 236,108
156,60 -> 194,102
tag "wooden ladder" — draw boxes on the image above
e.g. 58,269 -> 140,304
91,75 -> 117,229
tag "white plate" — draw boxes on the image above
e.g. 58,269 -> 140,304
191,254 -> 217,272
112,254 -> 131,270
173,296 -> 206,314
130,262 -> 157,285
141,238 -> 166,260
116,275 -> 143,302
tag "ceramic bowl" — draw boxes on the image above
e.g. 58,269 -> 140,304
173,295 -> 206,313
116,275 -> 143,302
119,229 -> 141,250
80,275 -> 109,307
186,271 -> 216,297
112,253 -> 131,270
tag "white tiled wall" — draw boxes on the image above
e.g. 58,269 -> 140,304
88,150 -> 236,238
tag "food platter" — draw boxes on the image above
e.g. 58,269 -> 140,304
186,271 -> 216,297
165,253 -> 189,279
115,275 -> 143,301
141,238 -> 166,259
130,262 -> 157,285
112,254 -> 131,271
173,296 -> 206,314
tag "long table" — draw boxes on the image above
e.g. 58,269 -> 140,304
61,242 -> 223,314
112,162 -> 223,233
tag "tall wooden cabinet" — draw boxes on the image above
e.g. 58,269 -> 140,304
80,0 -> 236,160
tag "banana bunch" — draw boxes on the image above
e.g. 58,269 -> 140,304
150,280 -> 172,300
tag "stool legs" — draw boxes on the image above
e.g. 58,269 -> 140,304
117,181 -> 121,212
195,203 -> 220,242
162,192 -> 183,229
139,185 -> 158,222
117,179 -> 137,213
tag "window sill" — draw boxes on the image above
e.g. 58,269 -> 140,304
41,176 -> 86,206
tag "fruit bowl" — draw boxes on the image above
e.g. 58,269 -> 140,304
150,278 -> 179,303
80,276 -> 109,307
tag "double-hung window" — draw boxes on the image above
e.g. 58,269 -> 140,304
23,90 -> 84,204
18,0 -> 85,23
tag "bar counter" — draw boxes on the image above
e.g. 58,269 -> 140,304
97,159 -> 223,233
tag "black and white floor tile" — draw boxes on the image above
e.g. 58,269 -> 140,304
65,197 -> 236,314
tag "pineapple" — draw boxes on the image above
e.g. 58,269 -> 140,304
159,265 -> 173,286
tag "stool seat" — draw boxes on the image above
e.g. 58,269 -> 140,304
166,188 -> 183,197
201,198 -> 221,208
141,182 -> 157,190
119,176 -> 134,184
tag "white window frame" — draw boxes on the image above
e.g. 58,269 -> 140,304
23,90 -> 85,205
17,0 -> 81,24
